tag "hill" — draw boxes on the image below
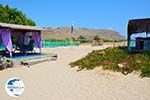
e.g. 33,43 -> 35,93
41,27 -> 125,40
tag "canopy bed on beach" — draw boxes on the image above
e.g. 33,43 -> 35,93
0,22 -> 43,57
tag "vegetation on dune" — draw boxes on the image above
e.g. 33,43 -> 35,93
0,4 -> 36,26
69,47 -> 150,77
77,35 -> 90,43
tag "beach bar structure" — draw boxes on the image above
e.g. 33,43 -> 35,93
127,18 -> 150,52
0,22 -> 43,57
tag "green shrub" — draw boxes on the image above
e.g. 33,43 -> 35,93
69,47 -> 150,77
93,35 -> 101,41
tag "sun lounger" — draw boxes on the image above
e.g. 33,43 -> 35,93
14,40 -> 35,54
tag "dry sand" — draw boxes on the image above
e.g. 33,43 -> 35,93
0,45 -> 150,100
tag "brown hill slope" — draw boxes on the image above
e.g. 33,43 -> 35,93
41,27 -> 125,40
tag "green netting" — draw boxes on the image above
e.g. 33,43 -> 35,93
0,43 -> 5,51
42,41 -> 78,48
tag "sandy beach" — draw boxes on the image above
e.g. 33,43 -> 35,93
0,45 -> 150,100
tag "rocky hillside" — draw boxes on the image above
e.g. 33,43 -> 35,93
41,27 -> 125,40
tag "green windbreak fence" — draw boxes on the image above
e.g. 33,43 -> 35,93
0,43 -> 5,51
0,44 -> 17,51
0,41 -> 78,50
42,41 -> 78,48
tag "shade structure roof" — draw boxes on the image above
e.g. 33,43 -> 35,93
128,18 -> 150,35
0,22 -> 44,31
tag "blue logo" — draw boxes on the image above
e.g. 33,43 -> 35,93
5,77 -> 25,97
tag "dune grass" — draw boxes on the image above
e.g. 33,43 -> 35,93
69,47 -> 150,77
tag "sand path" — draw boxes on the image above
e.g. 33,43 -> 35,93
0,45 -> 150,100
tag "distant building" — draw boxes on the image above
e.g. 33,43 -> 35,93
127,18 -> 150,52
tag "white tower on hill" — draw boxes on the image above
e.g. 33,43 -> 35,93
71,22 -> 74,34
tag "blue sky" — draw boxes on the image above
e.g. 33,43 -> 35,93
0,0 -> 150,37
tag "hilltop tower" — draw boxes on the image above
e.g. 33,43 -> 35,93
71,23 -> 74,34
